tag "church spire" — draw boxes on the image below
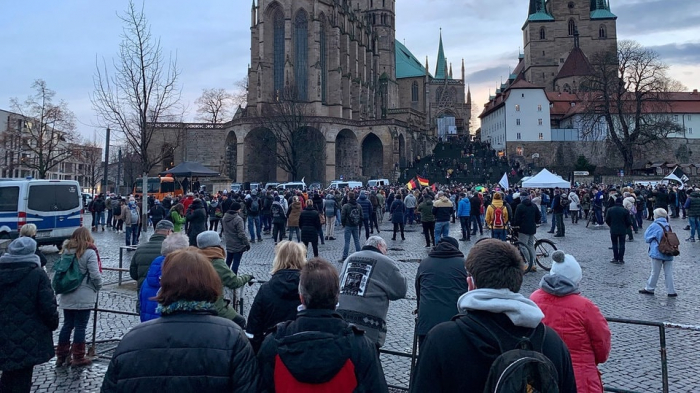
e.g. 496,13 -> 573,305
461,58 -> 465,82
467,84 -> 471,105
449,63 -> 453,79
435,29 -> 448,79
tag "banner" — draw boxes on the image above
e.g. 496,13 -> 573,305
417,176 -> 429,187
499,172 -> 509,190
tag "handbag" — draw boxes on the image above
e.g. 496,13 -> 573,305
319,213 -> 326,225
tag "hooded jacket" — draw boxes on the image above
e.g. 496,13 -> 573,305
513,197 -> 541,235
341,199 -> 362,227
58,247 -> 103,310
257,309 -> 388,393
299,204 -> 322,242
432,196 -> 454,222
456,197 -> 471,217
485,198 -> 509,229
199,247 -> 251,321
246,269 -> 301,353
410,288 -> 576,393
357,192 -> 373,220
223,211 -> 250,253
389,198 -> 405,224
287,201 -> 303,227
130,233 -> 167,290
139,255 -> 164,322
415,242 -> 467,336
0,245 -> 59,371
416,199 -> 435,222
531,275 -> 611,393
323,194 -> 338,217
185,199 -> 208,244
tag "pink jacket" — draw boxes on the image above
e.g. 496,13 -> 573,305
531,289 -> 611,393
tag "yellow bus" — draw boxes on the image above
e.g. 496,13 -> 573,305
133,176 -> 183,200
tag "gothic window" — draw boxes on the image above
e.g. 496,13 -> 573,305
539,27 -> 546,40
320,18 -> 327,103
411,81 -> 419,102
294,10 -> 309,101
599,25 -> 607,39
273,9 -> 285,95
568,19 -> 576,36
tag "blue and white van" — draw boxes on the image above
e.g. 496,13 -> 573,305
0,179 -> 83,247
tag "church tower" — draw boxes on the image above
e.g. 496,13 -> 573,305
522,0 -> 617,91
362,0 -> 398,113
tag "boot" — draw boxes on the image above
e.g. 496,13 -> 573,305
55,342 -> 71,367
70,343 -> 92,367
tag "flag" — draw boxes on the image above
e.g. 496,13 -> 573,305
431,183 -> 437,193
499,172 -> 509,190
664,166 -> 689,184
406,179 -> 417,190
417,176 -> 429,187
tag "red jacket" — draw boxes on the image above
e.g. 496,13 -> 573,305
531,289 -> 611,393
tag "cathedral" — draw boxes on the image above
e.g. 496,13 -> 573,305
154,0 -> 471,184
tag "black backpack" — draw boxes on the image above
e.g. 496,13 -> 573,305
465,314 -> 560,393
348,204 -> 362,226
559,193 -> 569,207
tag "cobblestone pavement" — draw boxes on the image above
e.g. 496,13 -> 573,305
19,214 -> 700,392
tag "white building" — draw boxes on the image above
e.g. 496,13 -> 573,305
479,79 -> 552,153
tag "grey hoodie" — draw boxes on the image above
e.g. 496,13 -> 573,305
456,288 -> 544,329
539,274 -> 580,296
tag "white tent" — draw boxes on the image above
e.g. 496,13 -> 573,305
522,169 -> 571,189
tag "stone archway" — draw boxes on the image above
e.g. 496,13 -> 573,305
225,131 -> 238,181
398,134 -> 406,167
335,129 -> 359,180
362,133 -> 384,178
294,127 -> 326,183
244,128 -> 277,182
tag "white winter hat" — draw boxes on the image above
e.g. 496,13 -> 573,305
550,250 -> 582,285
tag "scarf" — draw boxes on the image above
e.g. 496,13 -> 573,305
457,288 -> 544,329
199,246 -> 225,261
156,300 -> 215,316
88,243 -> 103,273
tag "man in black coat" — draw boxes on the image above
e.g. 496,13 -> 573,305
513,195 -> 542,269
606,197 -> 633,264
411,240 -> 576,393
258,258 -> 388,393
415,237 -> 467,347
469,193 -> 483,236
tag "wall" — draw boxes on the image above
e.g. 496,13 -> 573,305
505,88 -> 550,142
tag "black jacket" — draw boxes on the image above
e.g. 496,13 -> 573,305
0,261 -> 59,371
469,195 -> 481,216
185,200 -> 208,244
299,206 -> 322,242
605,205 -> 632,235
415,243 -> 467,336
101,311 -> 258,393
410,311 -> 576,393
246,269 -> 301,353
257,309 -> 388,393
513,198 -> 542,235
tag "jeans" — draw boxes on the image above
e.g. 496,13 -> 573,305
272,222 -> 286,242
392,223 -> 405,240
570,210 -> 579,224
594,206 -> 603,225
303,240 -> 319,257
262,213 -> 272,231
370,211 -> 379,232
58,309 -> 91,344
405,208 -> 415,225
611,233 -> 626,261
0,366 -> 33,393
247,215 -> 261,241
492,228 -> 506,241
226,251 -> 244,274
107,209 -> 113,227
645,259 -> 676,294
459,216 -> 471,239
288,226 -> 300,242
342,226 -> 361,259
317,227 -> 325,244
422,221 -> 435,246
362,218 -> 371,239
335,210 -> 341,226
125,224 -> 139,246
96,211 -> 105,227
555,213 -> 565,236
471,215 -> 483,235
435,221 -> 450,243
540,205 -> 548,223
636,210 -> 644,229
689,216 -> 700,239
518,233 -> 536,265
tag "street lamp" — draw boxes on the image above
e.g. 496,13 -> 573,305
102,127 -> 110,194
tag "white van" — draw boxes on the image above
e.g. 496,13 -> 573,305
278,182 -> 306,191
367,179 -> 390,188
0,179 -> 83,248
327,180 -> 363,190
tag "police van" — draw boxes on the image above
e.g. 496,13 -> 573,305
0,179 -> 83,248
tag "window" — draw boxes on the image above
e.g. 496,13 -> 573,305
273,9 -> 285,95
0,186 -> 19,212
673,115 -> 679,122
515,104 -> 520,111
319,18 -> 327,103
689,128 -> 693,134
568,19 -> 576,36
538,119 -> 543,125
560,58 -> 565,63
411,81 -> 419,102
539,132 -> 544,140
599,25 -> 607,39
516,119 -> 521,126
539,27 -> 546,40
688,115 -> 692,121
294,10 -> 309,100
516,133 -> 522,140
28,184 -> 79,212
538,104 -> 542,112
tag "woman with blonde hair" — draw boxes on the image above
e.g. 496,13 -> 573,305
245,241 -> 307,353
55,227 -> 103,367
19,223 -> 47,267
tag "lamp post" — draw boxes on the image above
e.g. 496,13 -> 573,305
102,127 -> 110,194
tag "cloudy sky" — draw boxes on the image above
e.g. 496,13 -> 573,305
1,0 -> 698,143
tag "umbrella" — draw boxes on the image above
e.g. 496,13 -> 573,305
158,162 -> 220,177
475,186 -> 488,192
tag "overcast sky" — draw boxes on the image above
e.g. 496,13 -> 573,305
1,0 -> 697,143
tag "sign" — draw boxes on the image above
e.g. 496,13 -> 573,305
619,170 -> 624,177
573,171 -> 589,176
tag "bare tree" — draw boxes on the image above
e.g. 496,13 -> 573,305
9,79 -> 77,179
579,40 -> 684,172
233,76 -> 248,109
76,142 -> 103,194
195,88 -> 234,123
255,87 -> 326,182
91,0 -> 183,175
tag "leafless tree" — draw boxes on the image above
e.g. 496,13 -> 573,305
195,88 -> 234,123
76,142 -> 103,194
9,79 -> 77,179
578,40 -> 684,172
255,87 -> 326,182
233,76 -> 248,109
91,0 -> 183,175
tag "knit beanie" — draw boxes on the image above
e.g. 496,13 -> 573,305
439,236 -> 460,250
197,231 -> 222,249
1,237 -> 40,267
550,250 -> 582,285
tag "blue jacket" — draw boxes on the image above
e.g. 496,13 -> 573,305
457,198 -> 471,217
357,193 -> 373,220
139,255 -> 164,322
644,218 -> 674,261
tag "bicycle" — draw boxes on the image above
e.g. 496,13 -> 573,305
476,225 -> 535,273
532,235 -> 557,271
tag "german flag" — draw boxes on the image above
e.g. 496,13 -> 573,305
406,179 -> 417,190
417,176 -> 429,187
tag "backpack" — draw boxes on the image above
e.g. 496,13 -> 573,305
348,204 -> 362,226
465,315 -> 560,393
52,253 -> 86,295
493,206 -> 505,227
249,198 -> 259,213
113,205 -> 121,216
542,193 -> 550,205
271,204 -> 282,218
559,194 -> 569,207
129,206 -> 139,223
655,223 -> 680,256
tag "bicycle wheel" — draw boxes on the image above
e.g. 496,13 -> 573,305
586,211 -> 594,228
513,240 -> 534,273
534,239 -> 557,271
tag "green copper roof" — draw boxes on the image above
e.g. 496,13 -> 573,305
435,31 -> 448,79
527,0 -> 554,21
395,40 -> 430,79
528,12 -> 554,21
590,9 -> 617,19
